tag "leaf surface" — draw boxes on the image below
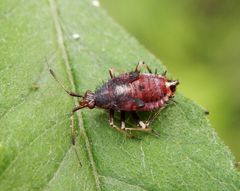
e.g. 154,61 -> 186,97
0,0 -> 239,190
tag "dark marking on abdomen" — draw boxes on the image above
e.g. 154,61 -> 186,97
138,84 -> 145,91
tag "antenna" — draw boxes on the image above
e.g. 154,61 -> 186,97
46,58 -> 83,98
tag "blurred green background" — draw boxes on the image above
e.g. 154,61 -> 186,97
101,0 -> 240,161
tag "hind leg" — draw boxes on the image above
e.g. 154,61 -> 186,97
129,111 -> 149,129
125,111 -> 160,136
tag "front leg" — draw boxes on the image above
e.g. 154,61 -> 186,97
70,106 -> 85,167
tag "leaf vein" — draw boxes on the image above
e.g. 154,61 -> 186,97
48,0 -> 101,190
0,118 -> 67,178
99,175 -> 149,191
43,145 -> 73,190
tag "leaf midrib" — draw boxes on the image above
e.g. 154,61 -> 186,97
48,0 -> 101,190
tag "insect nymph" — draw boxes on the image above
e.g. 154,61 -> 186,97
50,61 -> 179,138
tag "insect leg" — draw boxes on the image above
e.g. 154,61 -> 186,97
135,61 -> 152,73
125,112 -> 160,136
131,111 -> 148,129
109,68 -> 115,79
120,111 -> 126,129
125,111 -> 151,131
108,109 -> 133,138
162,70 -> 167,76
204,109 -> 210,115
70,105 -> 84,167
71,106 -> 85,145
109,109 -> 115,126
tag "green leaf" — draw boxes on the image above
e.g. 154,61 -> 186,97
0,0 -> 239,190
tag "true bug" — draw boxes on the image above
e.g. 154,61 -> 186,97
49,61 -> 179,139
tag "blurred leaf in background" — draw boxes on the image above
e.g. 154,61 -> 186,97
101,0 -> 240,161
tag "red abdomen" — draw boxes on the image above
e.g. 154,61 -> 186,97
131,74 -> 166,102
125,74 -> 169,111
95,73 -> 171,111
